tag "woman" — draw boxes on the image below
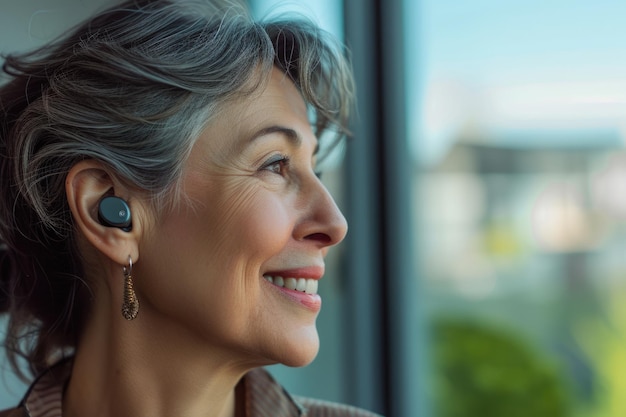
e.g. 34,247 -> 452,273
0,1 -> 379,416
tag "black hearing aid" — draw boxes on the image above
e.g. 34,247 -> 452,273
98,196 -> 132,232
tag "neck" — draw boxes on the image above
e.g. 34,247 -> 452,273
63,303 -> 250,417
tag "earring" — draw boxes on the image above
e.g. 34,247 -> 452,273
121,255 -> 139,320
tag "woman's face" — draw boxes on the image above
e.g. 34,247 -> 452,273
137,68 -> 347,368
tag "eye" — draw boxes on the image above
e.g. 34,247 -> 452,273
314,170 -> 323,179
261,154 -> 290,176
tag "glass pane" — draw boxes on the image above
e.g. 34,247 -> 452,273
407,1 -> 626,416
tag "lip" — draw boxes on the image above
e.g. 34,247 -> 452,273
262,266 -> 324,311
264,266 -> 324,280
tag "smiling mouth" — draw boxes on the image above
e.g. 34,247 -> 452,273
263,275 -> 319,295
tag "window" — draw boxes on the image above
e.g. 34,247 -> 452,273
410,1 -> 626,416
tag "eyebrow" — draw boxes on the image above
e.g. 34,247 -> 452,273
249,125 -> 320,155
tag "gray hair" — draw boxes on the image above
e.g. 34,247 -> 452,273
0,0 -> 354,378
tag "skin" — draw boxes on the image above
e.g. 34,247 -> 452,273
63,67 -> 347,417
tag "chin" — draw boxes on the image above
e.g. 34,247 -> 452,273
280,347 -> 319,368
276,329 -> 320,368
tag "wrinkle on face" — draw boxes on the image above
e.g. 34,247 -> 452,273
134,67 -> 339,370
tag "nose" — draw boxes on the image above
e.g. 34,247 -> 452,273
296,178 -> 348,248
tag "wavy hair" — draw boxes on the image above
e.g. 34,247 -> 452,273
0,0 -> 354,378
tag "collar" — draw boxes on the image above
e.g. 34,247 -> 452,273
21,359 -> 70,417
19,361 -> 306,417
244,368 -> 306,417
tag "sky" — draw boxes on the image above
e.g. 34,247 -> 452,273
407,0 -> 626,164
418,0 -> 626,84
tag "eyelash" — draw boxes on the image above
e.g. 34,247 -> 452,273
261,154 -> 323,179
262,154 -> 291,176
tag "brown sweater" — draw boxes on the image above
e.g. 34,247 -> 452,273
0,362 -> 381,417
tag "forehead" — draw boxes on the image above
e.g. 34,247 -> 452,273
183,67 -> 318,173
200,68 -> 314,151
239,68 -> 309,129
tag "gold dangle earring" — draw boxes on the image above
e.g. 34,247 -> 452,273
121,255 -> 139,320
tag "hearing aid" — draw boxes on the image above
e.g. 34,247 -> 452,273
98,196 -> 132,232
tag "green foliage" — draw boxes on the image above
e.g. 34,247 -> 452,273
572,288 -> 626,417
431,317 -> 570,417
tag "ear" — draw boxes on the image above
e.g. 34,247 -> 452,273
66,160 -> 141,266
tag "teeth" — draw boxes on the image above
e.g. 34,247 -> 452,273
305,279 -> 318,295
263,275 -> 319,295
284,278 -> 297,290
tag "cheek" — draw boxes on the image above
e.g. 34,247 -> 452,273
225,190 -> 294,258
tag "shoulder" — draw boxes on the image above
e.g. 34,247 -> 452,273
0,407 -> 26,417
295,396 -> 383,417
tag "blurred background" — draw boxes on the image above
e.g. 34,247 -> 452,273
3,1 -> 626,416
